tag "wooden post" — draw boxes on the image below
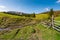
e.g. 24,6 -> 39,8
51,15 -> 54,28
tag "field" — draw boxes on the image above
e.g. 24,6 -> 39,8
0,12 -> 60,40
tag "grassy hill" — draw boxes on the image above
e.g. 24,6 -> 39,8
0,11 -> 60,40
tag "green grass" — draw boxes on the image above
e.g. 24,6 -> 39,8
0,24 -> 60,40
55,15 -> 60,21
35,14 -> 49,20
0,12 -> 22,18
0,12 -> 36,28
0,12 -> 60,40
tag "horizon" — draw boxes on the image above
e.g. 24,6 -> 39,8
0,0 -> 60,13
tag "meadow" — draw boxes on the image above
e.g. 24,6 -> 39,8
0,12 -> 60,40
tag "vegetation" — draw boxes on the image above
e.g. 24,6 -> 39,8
0,24 -> 60,40
0,10 -> 60,40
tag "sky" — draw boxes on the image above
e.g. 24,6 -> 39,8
0,0 -> 60,13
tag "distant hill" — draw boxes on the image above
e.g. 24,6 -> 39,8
0,10 -> 60,20
39,10 -> 60,17
1,10 -> 60,17
2,11 -> 35,17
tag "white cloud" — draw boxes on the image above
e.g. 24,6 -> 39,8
56,0 -> 60,3
0,5 -> 6,9
0,5 -> 8,12
45,8 -> 49,11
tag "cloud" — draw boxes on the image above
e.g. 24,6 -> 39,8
56,0 -> 60,3
45,8 -> 49,11
0,5 -> 6,9
0,5 -> 8,12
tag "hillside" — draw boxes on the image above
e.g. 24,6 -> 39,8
0,12 -> 38,29
0,11 -> 60,40
39,10 -> 60,17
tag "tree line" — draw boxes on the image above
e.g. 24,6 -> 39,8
3,11 -> 36,17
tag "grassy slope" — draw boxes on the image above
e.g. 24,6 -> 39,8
0,12 -> 37,28
36,14 -> 49,20
0,24 -> 60,40
0,12 -> 60,40
55,16 -> 60,21
0,12 -> 22,28
0,12 -> 22,18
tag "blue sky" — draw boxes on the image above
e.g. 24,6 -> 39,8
0,0 -> 60,13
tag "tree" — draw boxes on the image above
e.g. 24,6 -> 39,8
49,8 -> 54,28
32,12 -> 36,17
